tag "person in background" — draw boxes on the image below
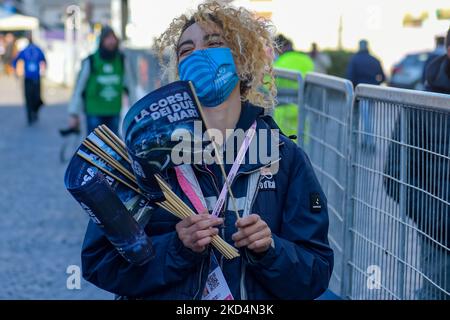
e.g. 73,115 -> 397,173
421,35 -> 446,87
424,29 -> 450,95
3,33 -> 17,76
274,34 -> 315,79
67,25 -> 129,136
273,34 -> 314,139
11,32 -> 46,125
309,42 -> 331,74
0,34 -> 5,73
346,40 -> 385,151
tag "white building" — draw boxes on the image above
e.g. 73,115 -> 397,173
19,0 -> 112,28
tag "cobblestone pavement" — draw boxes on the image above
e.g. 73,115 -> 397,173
0,76 -> 111,299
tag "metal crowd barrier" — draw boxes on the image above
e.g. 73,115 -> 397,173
274,70 -> 354,297
273,68 -> 303,138
274,67 -> 303,105
347,85 -> 449,300
298,73 -> 354,297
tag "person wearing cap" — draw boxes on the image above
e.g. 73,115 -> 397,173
81,1 -> 333,300
67,26 -> 129,135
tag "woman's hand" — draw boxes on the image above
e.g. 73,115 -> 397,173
232,214 -> 272,253
176,212 -> 223,253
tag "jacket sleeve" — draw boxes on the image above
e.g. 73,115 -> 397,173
81,219 -> 205,297
67,58 -> 90,116
11,49 -> 24,69
245,146 -> 334,300
377,60 -> 386,84
39,47 -> 46,64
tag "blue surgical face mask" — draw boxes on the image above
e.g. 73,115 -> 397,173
178,47 -> 239,107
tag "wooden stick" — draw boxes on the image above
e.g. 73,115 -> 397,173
76,151 -> 143,195
158,200 -> 238,259
94,128 -> 131,164
82,140 -> 137,185
156,175 -> 195,214
157,190 -> 239,258
98,127 -> 129,159
211,236 -> 235,257
100,125 -> 128,153
188,81 -> 241,221
83,139 -> 133,181
155,175 -> 239,259
157,202 -> 183,219
83,139 -> 136,184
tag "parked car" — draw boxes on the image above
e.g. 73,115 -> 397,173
389,52 -> 433,90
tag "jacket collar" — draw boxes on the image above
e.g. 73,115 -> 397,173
221,101 -> 282,175
235,101 -> 264,131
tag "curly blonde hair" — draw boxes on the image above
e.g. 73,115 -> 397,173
155,1 -> 277,109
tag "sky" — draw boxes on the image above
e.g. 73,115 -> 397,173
127,0 -> 450,72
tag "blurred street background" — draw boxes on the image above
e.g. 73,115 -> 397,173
0,75 -> 111,299
0,0 -> 448,299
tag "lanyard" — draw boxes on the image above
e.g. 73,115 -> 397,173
174,165 -> 235,300
174,165 -> 207,214
211,121 -> 257,217
174,121 -> 258,300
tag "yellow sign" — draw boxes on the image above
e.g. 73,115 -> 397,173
436,9 -> 450,20
403,12 -> 429,27
255,11 -> 273,19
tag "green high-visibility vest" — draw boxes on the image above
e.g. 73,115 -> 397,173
274,51 -> 314,89
85,52 -> 124,116
273,51 -> 314,143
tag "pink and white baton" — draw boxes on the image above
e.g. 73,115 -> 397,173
211,121 -> 257,217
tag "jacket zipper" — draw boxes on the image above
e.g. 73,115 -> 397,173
193,164 -> 221,197
193,258 -> 205,300
192,161 -> 274,300
192,164 -> 221,300
217,172 -> 226,269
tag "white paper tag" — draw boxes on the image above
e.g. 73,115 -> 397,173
202,254 -> 233,300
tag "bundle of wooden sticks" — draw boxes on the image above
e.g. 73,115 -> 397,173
155,175 -> 240,259
77,125 -> 239,259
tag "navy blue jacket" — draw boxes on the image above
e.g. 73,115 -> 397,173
424,54 -> 450,94
81,102 -> 333,300
346,49 -> 385,86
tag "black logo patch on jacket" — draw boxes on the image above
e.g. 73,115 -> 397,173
310,192 -> 322,213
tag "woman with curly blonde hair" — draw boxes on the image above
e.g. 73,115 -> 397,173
81,0 -> 333,300
155,1 -> 276,110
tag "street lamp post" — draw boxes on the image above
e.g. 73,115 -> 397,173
64,5 -> 81,87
